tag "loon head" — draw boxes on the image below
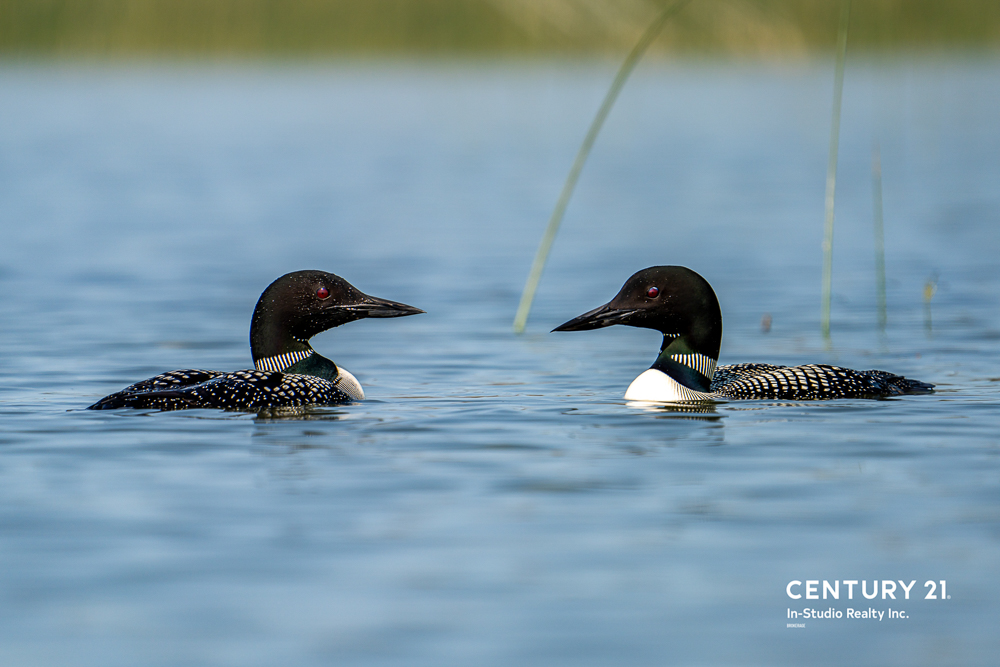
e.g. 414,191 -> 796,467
553,266 -> 723,390
249,270 -> 424,362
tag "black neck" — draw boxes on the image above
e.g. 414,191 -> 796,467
251,330 -> 312,364
248,277 -> 318,361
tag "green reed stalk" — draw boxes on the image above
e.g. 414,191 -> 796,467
820,0 -> 852,342
923,274 -> 937,336
872,140 -> 887,335
512,0 -> 692,334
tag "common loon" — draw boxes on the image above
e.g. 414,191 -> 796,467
553,266 -> 934,402
88,270 -> 423,411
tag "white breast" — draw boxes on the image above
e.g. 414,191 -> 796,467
624,368 -> 715,403
333,367 -> 365,400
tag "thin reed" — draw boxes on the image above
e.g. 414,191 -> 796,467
820,0 -> 850,342
872,141 -> 887,335
513,0 -> 691,333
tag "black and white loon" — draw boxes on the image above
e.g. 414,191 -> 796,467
553,266 -> 933,402
88,270 -> 423,411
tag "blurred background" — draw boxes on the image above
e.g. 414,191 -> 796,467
3,0 -> 1000,58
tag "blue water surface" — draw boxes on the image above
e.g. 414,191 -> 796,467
1,58 -> 999,666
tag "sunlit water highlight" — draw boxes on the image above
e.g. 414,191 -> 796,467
1,59 -> 999,665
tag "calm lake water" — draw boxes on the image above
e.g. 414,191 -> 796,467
1,58 -> 999,666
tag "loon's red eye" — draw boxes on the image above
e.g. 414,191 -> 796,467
316,287 -> 330,299
646,286 -> 660,298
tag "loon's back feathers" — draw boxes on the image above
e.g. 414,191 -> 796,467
710,363 -> 934,400
554,266 -> 934,402
88,271 -> 422,412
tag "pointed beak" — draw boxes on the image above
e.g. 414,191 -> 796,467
331,293 -> 425,319
552,302 -> 640,332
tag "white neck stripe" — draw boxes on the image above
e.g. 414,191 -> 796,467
670,353 -> 717,379
255,349 -> 313,373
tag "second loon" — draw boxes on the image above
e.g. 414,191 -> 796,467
89,270 -> 423,411
553,266 -> 933,402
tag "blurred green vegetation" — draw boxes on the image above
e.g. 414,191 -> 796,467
2,0 -> 999,57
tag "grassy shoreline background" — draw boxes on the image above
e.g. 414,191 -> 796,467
2,0 -> 999,58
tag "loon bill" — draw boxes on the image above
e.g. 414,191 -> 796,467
88,270 -> 423,411
552,266 -> 934,402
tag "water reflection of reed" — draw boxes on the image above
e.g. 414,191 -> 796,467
3,0 -> 999,56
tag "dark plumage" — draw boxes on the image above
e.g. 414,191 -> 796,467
88,271 -> 423,411
709,363 -> 932,400
553,266 -> 934,402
